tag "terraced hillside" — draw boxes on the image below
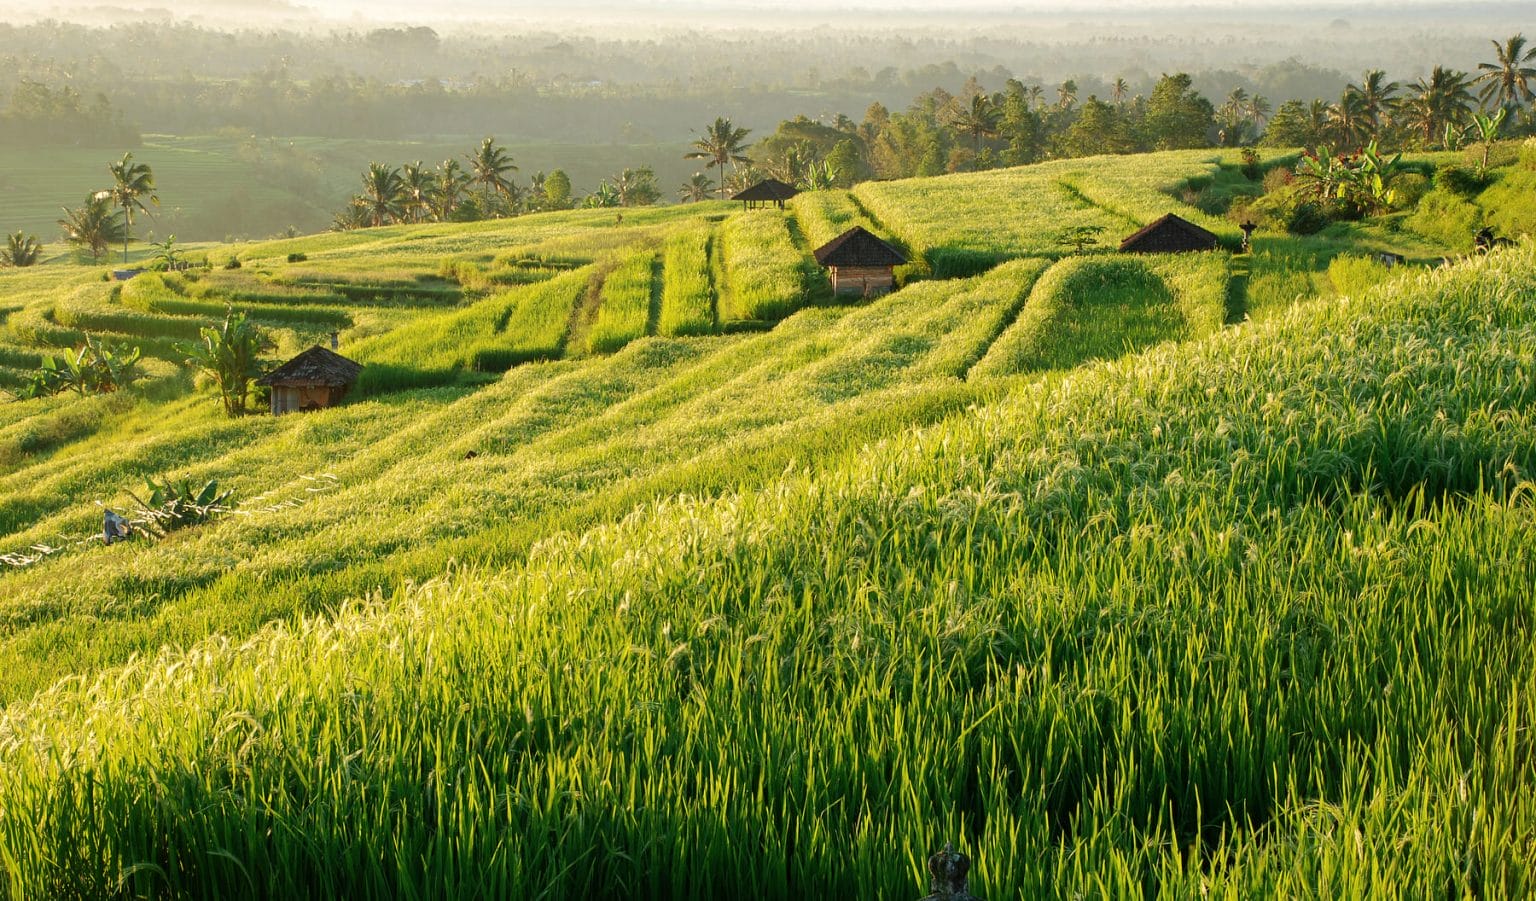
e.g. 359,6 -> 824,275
0,148 -> 1532,897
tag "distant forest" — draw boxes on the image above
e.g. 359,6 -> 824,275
0,18 -> 1501,145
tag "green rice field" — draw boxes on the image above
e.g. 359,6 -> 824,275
0,144 -> 1532,898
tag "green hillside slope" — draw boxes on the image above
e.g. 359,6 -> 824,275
0,147 -> 1532,896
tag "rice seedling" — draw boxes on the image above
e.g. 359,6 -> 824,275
0,146 -> 1530,898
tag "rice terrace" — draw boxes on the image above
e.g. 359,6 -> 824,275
1,1 -> 1535,897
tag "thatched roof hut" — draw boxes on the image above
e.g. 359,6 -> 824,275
813,226 -> 907,297
1119,213 -> 1220,254
732,179 -> 800,210
256,345 -> 362,415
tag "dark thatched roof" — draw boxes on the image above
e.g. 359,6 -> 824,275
1119,213 -> 1220,253
732,179 -> 800,202
257,345 -> 363,387
814,226 -> 907,268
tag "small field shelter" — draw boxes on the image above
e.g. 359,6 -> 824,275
813,226 -> 907,297
257,346 -> 363,415
1119,213 -> 1220,253
732,179 -> 800,210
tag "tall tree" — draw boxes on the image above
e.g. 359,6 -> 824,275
398,161 -> 431,223
58,193 -> 124,262
359,162 -> 404,227
947,92 -> 1002,156
1144,73 -> 1215,150
430,159 -> 470,222
1246,94 -> 1272,130
1062,97 -> 1122,156
107,152 -> 157,263
1403,67 -> 1475,145
1111,77 -> 1130,106
466,137 -> 519,216
685,117 -> 753,200
1475,34 -> 1536,111
678,172 -> 715,202
1350,69 -> 1400,131
1056,79 -> 1078,111
542,169 -> 573,210
1328,90 -> 1371,151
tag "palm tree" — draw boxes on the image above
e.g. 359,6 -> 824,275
1219,89 -> 1249,144
948,93 -> 1003,154
0,231 -> 41,267
466,137 -> 519,216
1328,90 -> 1371,151
1350,70 -> 1399,130
678,172 -> 715,202
1305,100 -> 1333,147
107,152 -> 157,263
1056,79 -> 1078,111
1246,94 -> 1272,130
1475,34 -> 1536,111
613,166 -> 660,207
430,159 -> 471,221
360,163 -> 404,227
399,161 -> 432,223
58,193 -> 125,262
1111,77 -> 1130,107
1025,85 -> 1044,110
1404,67 -> 1475,145
685,117 -> 753,200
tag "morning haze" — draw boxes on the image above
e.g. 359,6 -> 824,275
0,0 -> 1534,896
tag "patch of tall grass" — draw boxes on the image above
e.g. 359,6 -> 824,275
658,229 -> 715,337
717,211 -> 806,322
587,250 -> 657,354
971,255 -> 1188,376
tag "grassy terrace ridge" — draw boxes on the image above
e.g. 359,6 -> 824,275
0,145 -> 1533,895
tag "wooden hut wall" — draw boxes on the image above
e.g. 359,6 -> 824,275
830,266 -> 896,296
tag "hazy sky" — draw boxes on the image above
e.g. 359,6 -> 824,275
18,0 -> 1535,24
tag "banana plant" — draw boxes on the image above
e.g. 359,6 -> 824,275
1342,140 -> 1405,213
15,335 -> 141,398
1293,146 -> 1348,201
126,477 -> 235,538
1467,108 -> 1508,176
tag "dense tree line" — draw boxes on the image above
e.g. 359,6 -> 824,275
709,35 -> 1534,195
0,15 -> 1497,145
332,138 -> 662,229
326,32 -> 1533,230
0,81 -> 139,147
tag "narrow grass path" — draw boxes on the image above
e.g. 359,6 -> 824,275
1227,253 -> 1252,324
779,211 -> 835,306
1056,177 -> 1142,230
